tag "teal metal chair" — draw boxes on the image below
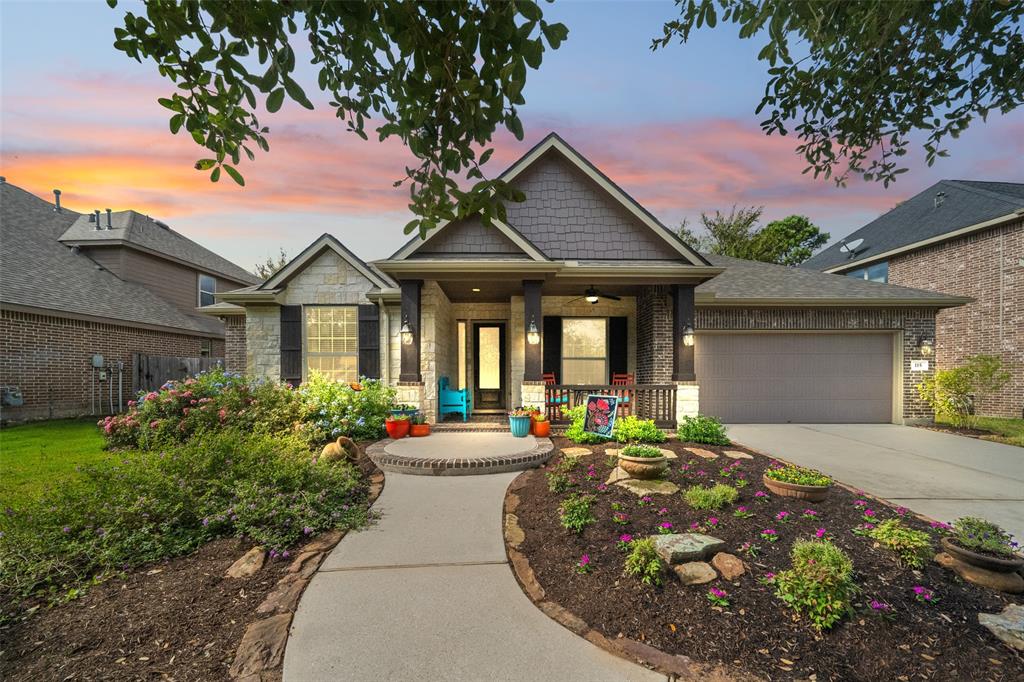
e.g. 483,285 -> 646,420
438,376 -> 471,422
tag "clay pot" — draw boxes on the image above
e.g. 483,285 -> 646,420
941,537 -> 1024,573
410,423 -> 431,437
617,454 -> 667,480
762,475 -> 831,502
385,418 -> 410,439
532,418 -> 551,438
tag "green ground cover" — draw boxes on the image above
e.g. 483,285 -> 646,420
0,419 -> 109,506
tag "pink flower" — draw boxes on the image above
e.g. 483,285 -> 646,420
657,507 -> 669,516
709,587 -> 727,598
619,534 -> 633,543
149,420 -> 159,429
815,528 -> 827,538
578,554 -> 591,566
660,522 -> 673,529
863,509 -> 876,518
707,516 -> 719,526
754,491 -> 768,498
853,499 -> 867,507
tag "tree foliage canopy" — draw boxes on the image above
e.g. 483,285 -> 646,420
677,207 -> 829,265
253,247 -> 289,280
655,0 -> 1024,186
108,0 -> 567,236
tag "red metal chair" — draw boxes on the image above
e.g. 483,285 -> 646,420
611,373 -> 634,416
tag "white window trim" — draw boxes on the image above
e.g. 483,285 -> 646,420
198,273 -> 217,307
303,304 -> 360,383
561,317 -> 609,386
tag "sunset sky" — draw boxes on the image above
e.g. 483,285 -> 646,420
3,1 -> 1022,272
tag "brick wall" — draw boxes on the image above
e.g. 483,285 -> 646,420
0,309 -> 222,422
888,220 -> 1022,418
637,286 -> 673,383
224,315 -> 246,374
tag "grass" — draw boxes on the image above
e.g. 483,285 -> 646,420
936,415 -> 1024,448
0,419 -> 109,506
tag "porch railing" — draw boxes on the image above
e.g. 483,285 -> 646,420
545,384 -> 677,428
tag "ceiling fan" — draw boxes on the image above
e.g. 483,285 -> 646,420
569,285 -> 621,305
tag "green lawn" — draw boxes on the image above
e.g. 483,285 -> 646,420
0,419 -> 110,506
937,414 -> 1024,448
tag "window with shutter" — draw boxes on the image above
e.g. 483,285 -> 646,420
305,306 -> 359,382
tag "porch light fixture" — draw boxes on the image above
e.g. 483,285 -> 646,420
400,318 -> 414,346
917,336 -> 934,357
526,317 -> 540,345
585,291 -> 600,305
472,287 -> 481,292
682,325 -> 695,348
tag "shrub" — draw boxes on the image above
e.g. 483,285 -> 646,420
917,354 -> 1011,428
99,367 -> 306,450
677,415 -> 730,445
558,494 -> 596,533
867,519 -> 932,568
620,444 -> 663,458
0,429 -> 368,608
683,483 -> 739,510
949,517 -> 1019,558
546,472 -> 573,493
764,463 -> 832,487
613,416 -> 667,444
624,538 -> 664,586
774,539 -> 857,631
551,453 -> 581,474
300,371 -> 397,440
562,405 -> 609,444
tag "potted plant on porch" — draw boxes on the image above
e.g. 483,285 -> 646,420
508,407 -> 533,438
409,413 -> 431,438
385,413 -> 411,439
531,411 -> 550,438
762,463 -> 833,502
389,404 -> 418,418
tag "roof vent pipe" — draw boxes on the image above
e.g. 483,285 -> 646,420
53,189 -> 62,212
94,210 -> 102,230
934,191 -> 946,208
105,208 -> 112,229
88,213 -> 95,223
0,176 -> 7,184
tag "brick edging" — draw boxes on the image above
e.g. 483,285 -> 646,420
366,437 -> 554,476
228,462 -> 387,681
502,469 -> 759,682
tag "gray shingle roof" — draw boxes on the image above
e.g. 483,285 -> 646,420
803,180 -> 1024,271
1,183 -> 224,335
60,210 -> 259,285
699,254 -> 967,306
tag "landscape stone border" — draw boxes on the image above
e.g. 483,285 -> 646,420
503,468 -> 757,682
366,436 -> 554,476
227,465 -> 386,682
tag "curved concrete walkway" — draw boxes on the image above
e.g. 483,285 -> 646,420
284,471 -> 661,681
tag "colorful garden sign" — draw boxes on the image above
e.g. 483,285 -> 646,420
583,394 -> 619,438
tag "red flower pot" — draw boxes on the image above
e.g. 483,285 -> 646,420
410,423 -> 431,437
532,417 -> 550,438
385,418 -> 410,439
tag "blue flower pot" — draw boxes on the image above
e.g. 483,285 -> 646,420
509,415 -> 531,438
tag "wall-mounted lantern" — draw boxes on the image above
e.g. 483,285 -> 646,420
917,336 -> 934,357
527,317 -> 541,345
682,324 -> 695,348
400,318 -> 414,346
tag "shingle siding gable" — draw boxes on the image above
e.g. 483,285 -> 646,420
413,215 -> 529,257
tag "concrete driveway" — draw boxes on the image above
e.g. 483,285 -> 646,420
727,424 -> 1024,540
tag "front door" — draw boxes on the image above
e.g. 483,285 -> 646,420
473,322 -> 506,411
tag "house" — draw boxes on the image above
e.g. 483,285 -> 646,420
803,180 -> 1023,418
0,179 -> 259,421
210,133 -> 968,426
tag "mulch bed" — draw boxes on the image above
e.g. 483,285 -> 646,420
514,436 -> 1024,681
0,537 -> 290,681
913,423 -> 1019,446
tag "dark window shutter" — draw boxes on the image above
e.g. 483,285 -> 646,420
609,316 -> 628,382
542,316 -> 562,381
358,304 -> 381,380
280,305 -> 302,386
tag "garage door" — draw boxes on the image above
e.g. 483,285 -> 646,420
696,333 -> 894,423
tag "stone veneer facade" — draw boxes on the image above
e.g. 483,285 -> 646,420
887,220 -> 1022,418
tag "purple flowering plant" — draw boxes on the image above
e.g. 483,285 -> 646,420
706,587 -> 730,607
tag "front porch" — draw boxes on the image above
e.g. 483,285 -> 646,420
378,269 -> 705,429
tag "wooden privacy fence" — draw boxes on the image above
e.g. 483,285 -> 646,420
545,384 -> 677,428
133,353 -> 224,393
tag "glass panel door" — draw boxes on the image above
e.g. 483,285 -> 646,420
473,323 -> 506,410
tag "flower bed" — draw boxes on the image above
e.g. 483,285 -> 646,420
512,436 -> 1024,681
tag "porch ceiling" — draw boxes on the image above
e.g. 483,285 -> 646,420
440,279 -> 655,302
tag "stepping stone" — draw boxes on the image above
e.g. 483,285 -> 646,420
978,603 -> 1024,651
685,447 -> 719,460
652,533 -> 726,564
673,561 -> 718,585
935,553 -> 1024,594
724,450 -> 753,460
711,552 -> 746,580
605,466 -> 631,484
615,479 -> 680,497
605,447 -> 677,460
560,447 -> 593,457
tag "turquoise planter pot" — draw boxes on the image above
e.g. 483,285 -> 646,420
509,415 -> 531,438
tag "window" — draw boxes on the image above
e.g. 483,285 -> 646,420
198,274 -> 217,306
305,306 -> 358,382
562,318 -> 607,385
200,338 -> 212,357
846,261 -> 888,283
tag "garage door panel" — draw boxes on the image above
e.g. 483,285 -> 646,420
696,333 -> 893,423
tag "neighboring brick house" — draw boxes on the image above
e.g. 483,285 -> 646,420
0,179 -> 259,422
804,181 -> 1023,418
213,133 -> 967,427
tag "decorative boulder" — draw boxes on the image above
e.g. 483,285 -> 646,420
225,546 -> 265,578
673,562 -> 718,585
711,552 -> 746,580
979,604 -> 1024,651
652,533 -> 726,565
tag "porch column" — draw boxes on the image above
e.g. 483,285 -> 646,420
523,279 -> 543,381
672,283 -> 695,381
399,279 -> 422,383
